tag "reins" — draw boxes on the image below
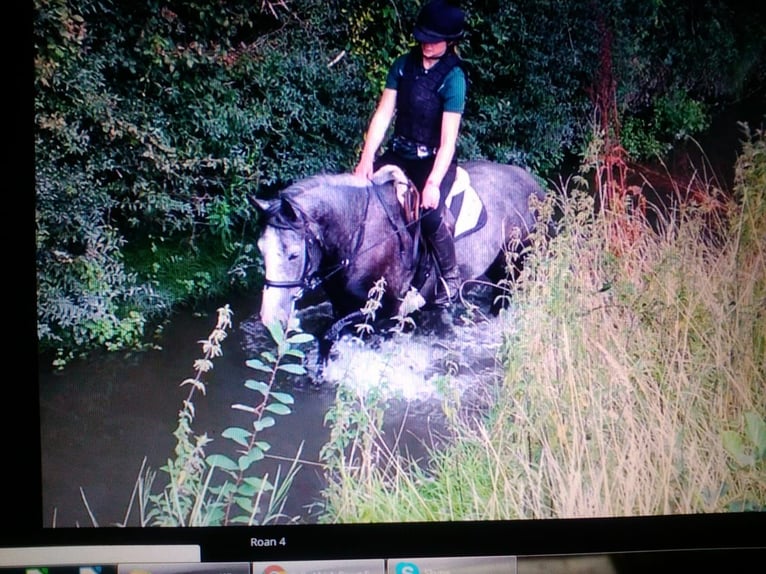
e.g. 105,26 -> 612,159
332,179 -> 425,272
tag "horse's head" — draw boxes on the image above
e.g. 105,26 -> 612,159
253,196 -> 316,328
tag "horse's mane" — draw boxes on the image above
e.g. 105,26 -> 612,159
282,173 -> 368,200
279,173 -> 372,222
268,173 -> 372,233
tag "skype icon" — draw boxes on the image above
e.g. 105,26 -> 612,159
395,562 -> 420,574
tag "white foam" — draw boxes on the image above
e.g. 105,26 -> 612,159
320,306 -> 515,402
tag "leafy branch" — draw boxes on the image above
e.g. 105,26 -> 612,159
207,319 -> 314,525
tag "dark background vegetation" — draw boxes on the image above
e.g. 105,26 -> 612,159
34,0 -> 766,365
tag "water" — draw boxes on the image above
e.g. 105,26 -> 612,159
38,288 -> 511,527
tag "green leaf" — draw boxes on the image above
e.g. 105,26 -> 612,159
221,426 -> 251,447
269,391 -> 295,405
229,515 -> 254,524
238,447 -> 265,470
265,403 -> 292,415
235,495 -> 255,514
744,411 -> 766,460
206,454 -> 239,472
287,333 -> 314,344
237,481 -> 257,497
245,359 -> 273,373
283,348 -> 307,359
254,441 -> 271,452
244,379 -> 271,395
722,431 -> 754,466
261,351 -> 277,364
243,476 -> 274,492
278,362 -> 307,375
253,416 -> 276,431
266,321 -> 285,344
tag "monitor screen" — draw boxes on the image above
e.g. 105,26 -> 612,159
20,0 -> 766,571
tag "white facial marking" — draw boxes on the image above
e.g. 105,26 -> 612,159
257,226 -> 304,327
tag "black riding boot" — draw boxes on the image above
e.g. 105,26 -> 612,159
428,219 -> 461,308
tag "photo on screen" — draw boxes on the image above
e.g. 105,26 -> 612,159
28,0 -> 765,566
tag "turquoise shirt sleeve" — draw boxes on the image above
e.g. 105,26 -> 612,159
441,66 -> 467,114
384,55 -> 408,90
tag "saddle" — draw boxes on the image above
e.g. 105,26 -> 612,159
445,167 -> 488,240
371,164 -> 488,240
371,164 -> 488,300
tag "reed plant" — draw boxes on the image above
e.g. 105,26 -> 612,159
318,127 -> 765,522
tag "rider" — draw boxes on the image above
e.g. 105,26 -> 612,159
353,0 -> 467,308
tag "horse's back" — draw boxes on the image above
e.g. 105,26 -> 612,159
455,161 -> 545,279
462,160 -> 544,200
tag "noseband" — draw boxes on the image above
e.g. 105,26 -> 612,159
262,234 -> 321,291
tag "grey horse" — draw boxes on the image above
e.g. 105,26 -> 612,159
253,161 -> 546,360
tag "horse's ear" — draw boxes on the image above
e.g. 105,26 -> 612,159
371,164 -> 409,188
250,196 -> 298,222
280,197 -> 300,222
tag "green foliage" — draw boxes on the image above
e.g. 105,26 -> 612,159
35,0 -> 766,363
144,304 -> 234,526
342,0 -> 416,98
722,411 -> 766,512
458,1 -> 600,173
34,0 -> 369,362
320,377 -> 388,477
621,90 -> 710,160
318,129 -> 766,522
206,319 -> 312,525
722,412 -> 766,468
143,305 -> 314,526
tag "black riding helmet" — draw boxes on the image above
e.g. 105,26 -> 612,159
413,0 -> 466,44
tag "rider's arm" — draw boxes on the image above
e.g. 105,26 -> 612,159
354,88 -> 397,180
422,66 -> 466,208
421,111 -> 462,209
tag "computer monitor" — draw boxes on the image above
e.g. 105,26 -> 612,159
16,1 -> 766,572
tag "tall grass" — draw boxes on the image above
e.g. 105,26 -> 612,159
318,127 -> 765,522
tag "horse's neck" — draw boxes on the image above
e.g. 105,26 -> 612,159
308,187 -> 369,260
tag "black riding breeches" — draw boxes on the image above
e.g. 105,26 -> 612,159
374,150 -> 456,236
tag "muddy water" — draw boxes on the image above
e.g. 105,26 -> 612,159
38,287 -> 510,527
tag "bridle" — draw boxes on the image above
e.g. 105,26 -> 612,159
262,213 -> 324,293
261,180 -> 425,294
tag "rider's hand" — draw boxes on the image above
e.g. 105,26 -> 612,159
354,159 -> 374,180
421,180 -> 440,210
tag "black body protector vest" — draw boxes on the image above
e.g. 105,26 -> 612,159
394,48 -> 462,149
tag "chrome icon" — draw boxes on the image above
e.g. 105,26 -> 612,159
262,566 -> 287,574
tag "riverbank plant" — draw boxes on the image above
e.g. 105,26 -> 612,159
317,127 -> 766,522
117,305 -> 314,526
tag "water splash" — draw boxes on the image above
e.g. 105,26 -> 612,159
317,307 -> 515,403
240,290 -> 516,403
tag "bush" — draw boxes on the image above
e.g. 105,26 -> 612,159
34,0 -> 369,363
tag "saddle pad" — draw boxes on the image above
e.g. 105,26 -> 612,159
445,167 -> 487,240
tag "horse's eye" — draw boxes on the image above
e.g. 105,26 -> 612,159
288,252 -> 299,261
